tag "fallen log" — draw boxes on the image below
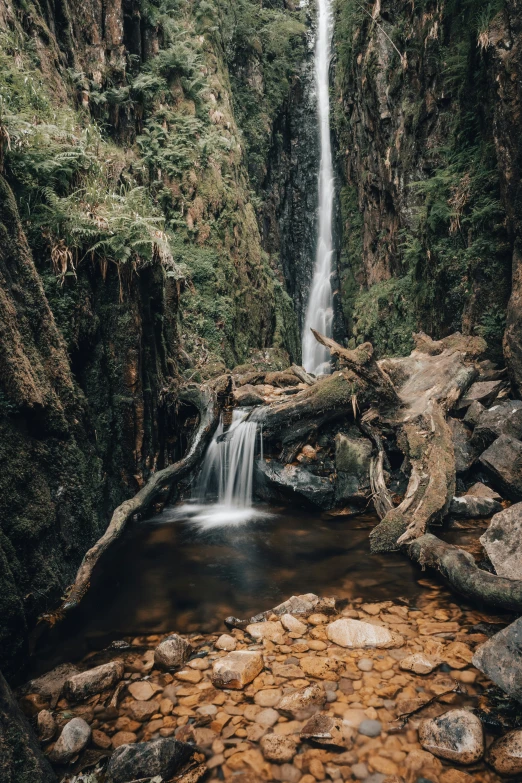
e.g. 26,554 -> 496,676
46,380 -> 227,619
408,534 -> 522,612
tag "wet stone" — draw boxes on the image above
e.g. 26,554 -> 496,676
255,689 -> 282,708
154,634 -> 193,670
399,653 -> 437,675
215,634 -> 237,651
128,681 -> 155,701
127,699 -> 160,722
327,618 -> 393,648
300,713 -> 354,748
278,683 -> 326,720
212,650 -> 264,689
49,717 -> 91,763
419,709 -> 484,764
106,738 -> 193,783
260,734 -> 298,762
64,661 -> 124,702
36,709 -> 56,741
486,728 -> 522,775
281,614 -> 308,636
358,719 -> 382,738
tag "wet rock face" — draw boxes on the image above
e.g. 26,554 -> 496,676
334,433 -> 372,503
64,661 -> 124,702
106,738 -> 193,783
479,435 -> 522,500
48,718 -> 91,764
480,503 -> 522,580
255,460 -> 335,509
486,729 -> 522,775
418,709 -> 484,764
471,401 -> 522,449
153,634 -> 192,671
473,617 -> 522,701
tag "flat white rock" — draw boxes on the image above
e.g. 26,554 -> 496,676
326,618 -> 393,648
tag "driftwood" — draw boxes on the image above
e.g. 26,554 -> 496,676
291,364 -> 316,386
48,382 -> 226,619
408,534 -> 522,612
369,334 -> 485,552
358,412 -> 394,519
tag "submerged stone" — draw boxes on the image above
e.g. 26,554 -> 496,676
106,738 -> 193,783
64,661 -> 124,702
326,618 -> 393,648
154,633 -> 193,671
49,718 -> 91,763
418,709 -> 484,764
278,683 -> 326,720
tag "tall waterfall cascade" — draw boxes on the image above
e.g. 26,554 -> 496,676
302,0 -> 335,375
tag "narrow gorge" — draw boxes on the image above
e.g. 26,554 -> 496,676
2,1 -> 522,783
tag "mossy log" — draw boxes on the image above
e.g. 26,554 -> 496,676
408,534 -> 522,612
48,381 -> 227,619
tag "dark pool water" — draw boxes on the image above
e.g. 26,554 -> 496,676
32,504 -> 425,672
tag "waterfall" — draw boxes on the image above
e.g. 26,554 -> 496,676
302,0 -> 335,375
184,410 -> 262,528
197,410 -> 258,508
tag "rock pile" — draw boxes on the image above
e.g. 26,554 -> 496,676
19,592 -> 517,783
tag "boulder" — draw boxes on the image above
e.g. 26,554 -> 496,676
463,400 -> 485,427
278,683 -> 326,720
49,718 -> 91,763
473,617 -> 522,702
260,734 -> 298,762
232,385 -> 265,407
300,713 -> 354,748
465,482 -> 502,501
480,503 -> 522,580
64,661 -> 124,702
448,418 -> 479,473
472,400 -> 522,449
335,433 -> 372,503
106,738 -> 193,783
479,435 -> 522,500
255,460 -> 334,509
24,663 -> 79,707
449,495 -> 502,519
418,709 -> 484,764
326,618 -> 393,648
154,634 -> 192,670
456,380 -> 506,410
486,729 -> 522,775
212,651 -> 264,689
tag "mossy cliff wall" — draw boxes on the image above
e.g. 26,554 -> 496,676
332,0 -> 522,388
0,0 -> 310,677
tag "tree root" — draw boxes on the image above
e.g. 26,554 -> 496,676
45,381 -> 227,620
408,534 -> 522,612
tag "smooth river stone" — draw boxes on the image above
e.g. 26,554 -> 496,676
281,614 -> 308,636
326,618 -> 393,648
260,734 -> 298,762
486,729 -> 522,775
49,718 -> 91,763
215,634 -> 237,651
64,660 -> 124,702
278,683 -> 326,720
246,621 -> 285,643
154,633 -> 192,670
399,653 -> 437,675
128,681 -> 155,701
419,709 -> 484,764
212,650 -> 264,689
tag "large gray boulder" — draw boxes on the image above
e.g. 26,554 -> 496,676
107,738 -> 193,783
479,435 -> 522,500
449,495 -> 502,519
480,503 -> 522,580
473,617 -> 522,702
255,460 -> 334,509
472,400 -> 522,449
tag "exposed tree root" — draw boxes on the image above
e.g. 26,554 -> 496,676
408,534 -> 522,612
45,381 -> 227,621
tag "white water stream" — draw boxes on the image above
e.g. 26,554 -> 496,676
178,410 -> 264,528
302,0 -> 335,375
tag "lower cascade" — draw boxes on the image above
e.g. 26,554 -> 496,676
188,410 -> 262,527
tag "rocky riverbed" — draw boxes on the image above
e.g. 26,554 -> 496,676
18,591 -> 522,783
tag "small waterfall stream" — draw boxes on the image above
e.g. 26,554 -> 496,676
183,410 -> 263,528
302,0 -> 335,375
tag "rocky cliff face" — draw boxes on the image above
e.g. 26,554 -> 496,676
0,0 -> 311,677
332,0 -> 520,387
